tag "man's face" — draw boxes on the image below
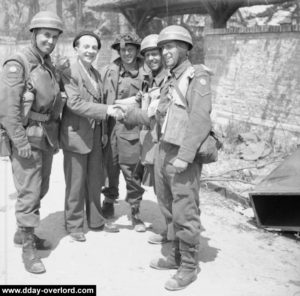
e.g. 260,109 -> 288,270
36,28 -> 60,55
144,49 -> 162,72
119,44 -> 138,66
161,41 -> 186,69
75,35 -> 99,66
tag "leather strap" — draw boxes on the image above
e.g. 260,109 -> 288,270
29,111 -> 50,122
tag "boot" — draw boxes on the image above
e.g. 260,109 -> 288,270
102,201 -> 115,219
148,231 -> 170,244
14,228 -> 52,250
21,227 -> 46,274
164,241 -> 199,291
131,205 -> 146,232
150,240 -> 180,270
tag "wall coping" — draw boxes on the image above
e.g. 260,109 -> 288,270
204,24 -> 300,35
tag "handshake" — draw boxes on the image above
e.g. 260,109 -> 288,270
106,96 -> 139,120
106,105 -> 127,120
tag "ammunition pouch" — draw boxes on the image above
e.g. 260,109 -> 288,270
25,122 -> 45,148
0,127 -> 11,157
51,93 -> 66,120
161,103 -> 188,146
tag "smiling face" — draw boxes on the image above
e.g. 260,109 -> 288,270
75,35 -> 99,66
161,41 -> 188,69
35,28 -> 60,56
119,44 -> 138,66
144,49 -> 162,73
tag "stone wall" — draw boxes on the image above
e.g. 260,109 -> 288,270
204,25 -> 300,144
0,36 -> 115,71
0,27 -> 299,145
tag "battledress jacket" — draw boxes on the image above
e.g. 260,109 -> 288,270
0,45 -> 62,151
101,56 -> 147,164
157,59 -> 212,163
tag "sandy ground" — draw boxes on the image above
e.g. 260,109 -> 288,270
0,151 -> 300,296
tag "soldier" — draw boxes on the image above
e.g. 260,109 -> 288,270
0,11 -> 64,274
121,34 -> 170,244
101,32 -> 147,232
149,25 -> 213,291
60,31 -> 121,242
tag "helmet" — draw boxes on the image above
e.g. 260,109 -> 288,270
157,25 -> 193,49
29,11 -> 63,33
140,34 -> 159,56
111,32 -> 141,50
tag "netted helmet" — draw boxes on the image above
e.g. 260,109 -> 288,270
140,34 -> 159,56
157,25 -> 193,49
29,11 -> 63,33
111,32 -> 141,50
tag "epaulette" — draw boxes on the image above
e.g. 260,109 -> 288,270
193,64 -> 214,77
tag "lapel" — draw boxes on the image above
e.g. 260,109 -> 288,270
77,60 -> 100,101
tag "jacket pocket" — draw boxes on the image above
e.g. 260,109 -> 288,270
117,132 -> 140,164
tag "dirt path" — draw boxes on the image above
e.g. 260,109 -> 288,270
1,152 -> 299,296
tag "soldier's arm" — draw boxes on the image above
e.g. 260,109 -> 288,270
124,107 -> 150,126
177,71 -> 212,163
62,68 -> 108,120
1,60 -> 30,150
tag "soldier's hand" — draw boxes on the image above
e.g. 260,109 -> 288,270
17,143 -> 32,159
107,105 -> 125,120
172,158 -> 188,173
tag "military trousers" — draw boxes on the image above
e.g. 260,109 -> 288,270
11,146 -> 54,228
154,141 -> 202,246
63,125 -> 106,233
103,131 -> 144,206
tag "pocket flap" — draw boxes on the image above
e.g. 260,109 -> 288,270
119,132 -> 139,141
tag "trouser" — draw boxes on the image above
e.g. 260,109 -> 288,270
63,126 -> 106,233
154,141 -> 202,245
11,147 -> 54,227
103,131 -> 144,206
103,162 -> 145,206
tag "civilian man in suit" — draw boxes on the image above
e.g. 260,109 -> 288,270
60,31 -> 122,242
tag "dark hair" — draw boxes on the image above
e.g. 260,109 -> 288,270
73,31 -> 101,49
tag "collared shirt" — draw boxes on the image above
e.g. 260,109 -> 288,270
78,59 -> 98,91
157,59 -> 191,116
151,67 -> 166,88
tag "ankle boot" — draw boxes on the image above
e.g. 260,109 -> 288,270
14,227 -> 52,250
21,227 -> 46,274
164,241 -> 199,291
150,240 -> 180,270
131,205 -> 146,232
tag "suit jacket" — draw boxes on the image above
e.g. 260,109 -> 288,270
60,59 -> 107,154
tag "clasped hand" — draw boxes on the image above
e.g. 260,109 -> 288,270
106,105 -> 126,120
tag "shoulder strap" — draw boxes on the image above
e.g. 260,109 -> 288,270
172,66 -> 194,107
173,83 -> 186,104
